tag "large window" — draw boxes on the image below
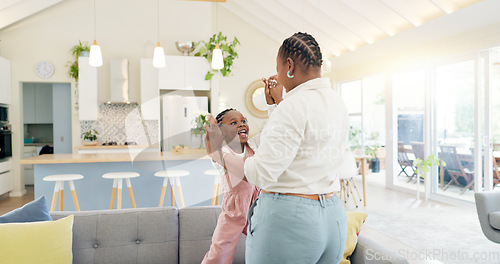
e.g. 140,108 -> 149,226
434,60 -> 475,200
393,70 -> 425,190
340,76 -> 386,185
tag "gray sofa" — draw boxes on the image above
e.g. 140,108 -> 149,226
51,206 -> 408,264
475,191 -> 500,243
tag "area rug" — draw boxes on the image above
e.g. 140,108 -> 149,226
364,206 -> 500,264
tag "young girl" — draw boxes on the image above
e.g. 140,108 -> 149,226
201,108 -> 260,264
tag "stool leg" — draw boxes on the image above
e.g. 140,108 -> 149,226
109,179 -> 117,209
117,179 -> 123,209
176,177 -> 185,208
50,181 -> 60,211
211,175 -> 217,206
169,177 -> 175,207
126,178 -> 137,208
159,177 -> 168,207
215,175 -> 221,205
69,180 -> 81,211
59,181 -> 64,211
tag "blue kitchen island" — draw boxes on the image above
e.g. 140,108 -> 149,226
21,149 -> 217,211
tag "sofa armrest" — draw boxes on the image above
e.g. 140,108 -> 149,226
350,236 -> 409,264
475,191 -> 500,243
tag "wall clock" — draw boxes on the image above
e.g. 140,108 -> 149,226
35,61 -> 55,78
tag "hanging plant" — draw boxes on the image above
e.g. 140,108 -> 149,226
66,40 -> 90,82
194,32 -> 240,80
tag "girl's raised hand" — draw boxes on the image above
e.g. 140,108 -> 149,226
204,114 -> 224,155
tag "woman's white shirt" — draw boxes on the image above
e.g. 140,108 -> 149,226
244,78 -> 349,194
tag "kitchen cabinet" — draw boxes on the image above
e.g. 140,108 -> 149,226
0,158 -> 12,195
23,83 -> 53,124
158,56 -> 210,91
0,57 -> 11,105
140,59 -> 160,120
78,57 -> 98,120
23,146 -> 38,185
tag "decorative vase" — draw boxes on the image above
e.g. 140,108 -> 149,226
84,141 -> 98,146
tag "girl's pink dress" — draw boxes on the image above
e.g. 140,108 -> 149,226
201,144 -> 260,264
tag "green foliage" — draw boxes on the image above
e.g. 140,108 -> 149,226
191,114 -> 210,148
191,114 -> 209,137
413,154 -> 446,178
66,40 -> 90,81
365,144 -> 381,159
349,125 -> 362,151
83,129 -> 98,141
194,32 -> 240,80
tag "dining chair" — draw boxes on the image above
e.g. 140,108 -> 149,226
397,142 -> 416,179
439,145 -> 474,195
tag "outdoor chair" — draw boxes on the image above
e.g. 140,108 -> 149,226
409,142 -> 425,183
397,141 -> 416,180
439,145 -> 474,195
493,155 -> 500,189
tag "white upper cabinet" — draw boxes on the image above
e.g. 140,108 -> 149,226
158,55 -> 210,91
140,59 -> 160,120
0,57 -> 11,105
78,57 -> 98,120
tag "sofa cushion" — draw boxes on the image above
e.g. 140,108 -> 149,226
489,211 -> 500,230
0,215 -> 73,264
51,207 -> 178,264
342,211 -> 368,264
179,206 -> 246,264
0,196 -> 52,223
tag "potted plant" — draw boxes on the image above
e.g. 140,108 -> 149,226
413,154 -> 446,199
365,144 -> 381,173
349,125 -> 362,152
83,129 -> 99,146
194,32 -> 240,80
191,114 -> 210,148
66,40 -> 90,82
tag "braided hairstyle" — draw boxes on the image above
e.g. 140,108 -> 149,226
278,32 -> 322,70
216,108 -> 236,124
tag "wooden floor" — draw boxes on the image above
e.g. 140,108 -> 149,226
0,185 -> 34,215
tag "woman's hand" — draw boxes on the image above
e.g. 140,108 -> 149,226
262,77 -> 275,105
263,75 -> 283,105
204,114 -> 224,155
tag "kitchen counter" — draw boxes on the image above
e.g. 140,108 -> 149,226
24,148 -> 216,210
74,144 -> 157,150
21,148 -> 209,164
24,143 -> 53,146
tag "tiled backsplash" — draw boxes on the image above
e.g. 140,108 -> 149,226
80,104 -> 159,145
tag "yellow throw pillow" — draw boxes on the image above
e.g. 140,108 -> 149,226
341,211 -> 368,264
0,215 -> 73,264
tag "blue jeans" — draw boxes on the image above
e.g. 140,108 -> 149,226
246,192 -> 347,264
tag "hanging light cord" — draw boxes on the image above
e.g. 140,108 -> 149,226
157,0 -> 160,42
93,0 -> 97,40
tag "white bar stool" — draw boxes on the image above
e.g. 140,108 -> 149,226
102,172 -> 140,209
154,170 -> 189,208
205,169 -> 221,206
43,174 -> 84,211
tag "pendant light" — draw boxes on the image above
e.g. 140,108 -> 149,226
89,0 -> 103,67
211,3 -> 223,70
153,0 -> 165,68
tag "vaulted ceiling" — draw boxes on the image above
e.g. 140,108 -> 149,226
223,0 -> 482,59
0,0 -> 488,61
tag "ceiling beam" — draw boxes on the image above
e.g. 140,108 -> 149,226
184,0 -> 227,2
0,0 -> 64,30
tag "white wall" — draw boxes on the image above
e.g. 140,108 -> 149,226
0,0 -> 279,196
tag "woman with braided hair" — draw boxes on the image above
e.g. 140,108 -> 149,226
201,108 -> 260,264
244,32 -> 349,263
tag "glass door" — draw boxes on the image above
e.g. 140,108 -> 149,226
433,59 -> 476,202
392,70 -> 425,190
